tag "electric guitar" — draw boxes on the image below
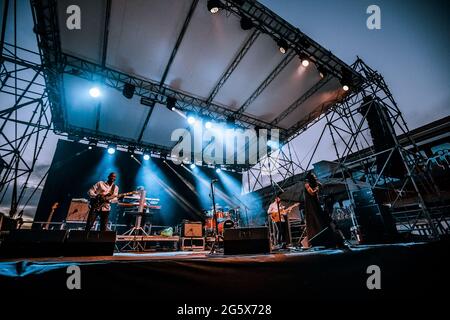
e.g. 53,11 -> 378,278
89,191 -> 137,212
269,203 -> 300,223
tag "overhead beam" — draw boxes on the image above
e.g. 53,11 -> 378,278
63,53 -> 283,132
234,50 -> 295,116
100,0 -> 112,68
271,76 -> 331,125
137,0 -> 199,143
222,0 -> 363,85
206,29 -> 260,104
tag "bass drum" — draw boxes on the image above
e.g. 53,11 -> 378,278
218,219 -> 235,235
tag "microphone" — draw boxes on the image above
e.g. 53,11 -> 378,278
211,179 -> 219,183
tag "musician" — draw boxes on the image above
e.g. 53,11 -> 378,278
267,196 -> 288,246
304,172 -> 344,248
85,172 -> 119,231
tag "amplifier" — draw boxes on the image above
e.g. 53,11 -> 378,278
181,221 -> 203,237
224,227 -> 270,255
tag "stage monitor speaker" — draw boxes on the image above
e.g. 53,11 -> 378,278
0,230 -> 67,258
181,221 -> 203,237
224,227 -> 270,255
65,230 -> 116,256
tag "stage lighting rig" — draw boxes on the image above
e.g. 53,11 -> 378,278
298,52 -> 310,67
317,65 -> 327,79
240,16 -> 253,30
207,0 -> 221,14
277,39 -> 288,54
166,96 -> 177,111
107,145 -> 116,155
122,83 -> 135,99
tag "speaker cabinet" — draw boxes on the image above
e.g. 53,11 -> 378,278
224,227 -> 270,255
65,230 -> 116,256
0,230 -> 67,258
354,204 -> 386,244
181,221 -> 203,237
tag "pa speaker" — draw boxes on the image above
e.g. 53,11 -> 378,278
0,230 -> 67,258
224,227 -> 270,255
65,230 -> 116,256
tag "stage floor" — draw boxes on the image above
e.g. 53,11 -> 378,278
1,240 -> 449,301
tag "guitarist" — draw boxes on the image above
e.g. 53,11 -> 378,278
85,172 -> 119,231
267,196 -> 288,247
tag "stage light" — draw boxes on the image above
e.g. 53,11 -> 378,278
298,52 -> 310,67
190,163 -> 196,169
340,68 -> 353,92
205,121 -> 213,129
317,66 -> 327,79
88,146 -> 93,150
89,87 -> 100,98
207,0 -> 221,14
166,96 -> 177,111
143,154 -> 150,161
107,145 -> 116,155
277,39 -> 288,54
187,115 -> 197,125
240,16 -> 253,30
122,83 -> 135,99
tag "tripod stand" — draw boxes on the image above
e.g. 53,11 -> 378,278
121,189 -> 148,251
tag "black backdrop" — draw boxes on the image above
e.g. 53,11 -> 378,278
35,140 -> 242,228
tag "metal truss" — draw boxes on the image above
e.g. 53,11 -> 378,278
246,58 -> 444,238
0,0 -> 52,218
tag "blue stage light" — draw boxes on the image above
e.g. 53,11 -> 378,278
89,87 -> 101,98
143,154 -> 150,161
187,116 -> 196,125
107,146 -> 116,154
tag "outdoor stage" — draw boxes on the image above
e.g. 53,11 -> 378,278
1,239 -> 449,301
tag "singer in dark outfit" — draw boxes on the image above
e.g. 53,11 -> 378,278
304,172 -> 329,241
304,172 -> 344,247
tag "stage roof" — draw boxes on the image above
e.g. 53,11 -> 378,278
34,0 -> 362,153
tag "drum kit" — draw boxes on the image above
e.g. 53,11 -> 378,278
204,205 -> 240,236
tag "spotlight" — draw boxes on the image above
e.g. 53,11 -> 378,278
205,121 -> 213,129
317,66 -> 327,79
190,163 -> 196,169
298,53 -> 310,67
143,154 -> 150,161
340,68 -> 353,92
216,168 -> 221,173
122,83 -> 135,99
166,96 -> 177,111
277,39 -> 288,54
88,146 -> 93,150
89,87 -> 100,98
207,0 -> 221,14
107,145 -> 116,155
240,16 -> 253,30
187,115 -> 197,125
166,97 -> 176,110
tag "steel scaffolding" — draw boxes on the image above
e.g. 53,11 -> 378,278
0,0 -> 52,219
